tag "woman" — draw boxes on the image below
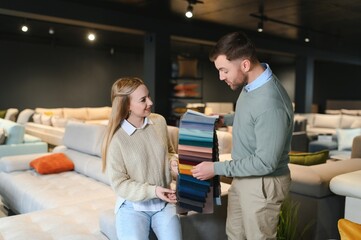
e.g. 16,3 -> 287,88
102,77 -> 182,240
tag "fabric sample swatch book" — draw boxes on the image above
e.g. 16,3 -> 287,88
176,110 -> 221,213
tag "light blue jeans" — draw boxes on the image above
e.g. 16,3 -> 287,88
116,201 -> 182,240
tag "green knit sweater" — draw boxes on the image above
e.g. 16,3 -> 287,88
214,76 -> 294,177
107,113 -> 176,202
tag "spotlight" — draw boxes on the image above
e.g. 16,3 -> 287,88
87,33 -> 96,41
304,37 -> 310,43
49,28 -> 55,35
257,21 -> 263,32
185,4 -> 193,18
21,25 -> 28,32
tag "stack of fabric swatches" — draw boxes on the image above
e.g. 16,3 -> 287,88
176,110 -> 221,213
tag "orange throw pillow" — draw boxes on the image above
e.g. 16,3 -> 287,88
338,218 -> 361,240
30,153 -> 74,174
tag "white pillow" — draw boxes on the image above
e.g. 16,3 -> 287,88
51,116 -> 68,128
351,120 -> 361,128
337,128 -> 361,151
0,128 -> 7,144
40,114 -> 52,126
32,113 -> 41,123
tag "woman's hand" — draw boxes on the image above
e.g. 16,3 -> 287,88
155,186 -> 177,204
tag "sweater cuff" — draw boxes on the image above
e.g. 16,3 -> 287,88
214,162 -> 225,176
148,185 -> 157,199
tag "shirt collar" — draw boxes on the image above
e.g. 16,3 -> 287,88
244,63 -> 273,92
121,117 -> 153,136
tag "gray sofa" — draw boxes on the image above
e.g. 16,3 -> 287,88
0,121 -> 231,240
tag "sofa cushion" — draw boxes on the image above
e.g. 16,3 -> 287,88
337,128 -> 361,151
351,120 -> 361,129
340,115 -> 360,129
86,107 -> 111,120
51,116 -> 68,128
63,121 -> 106,157
289,150 -> 329,166
0,153 -> 51,172
0,128 -> 6,144
341,109 -> 359,116
32,113 -> 41,123
313,114 -> 341,129
30,153 -> 74,174
63,108 -> 87,121
40,114 -> 52,126
325,109 -> 341,115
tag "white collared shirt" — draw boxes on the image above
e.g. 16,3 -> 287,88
244,63 -> 273,92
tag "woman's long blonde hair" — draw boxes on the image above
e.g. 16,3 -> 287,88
101,77 -> 144,171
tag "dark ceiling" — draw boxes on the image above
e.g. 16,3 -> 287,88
0,0 -> 361,56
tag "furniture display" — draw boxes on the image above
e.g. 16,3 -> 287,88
295,113 -> 361,158
0,121 -> 232,239
3,108 -> 19,122
24,106 -> 111,146
0,119 -> 48,158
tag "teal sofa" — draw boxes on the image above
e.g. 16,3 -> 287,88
0,119 -> 48,157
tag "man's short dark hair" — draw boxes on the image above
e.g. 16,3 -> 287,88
209,31 -> 258,63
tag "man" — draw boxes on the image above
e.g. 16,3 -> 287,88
191,31 -> 294,240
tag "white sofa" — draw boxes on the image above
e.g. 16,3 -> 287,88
0,121 -> 232,240
297,113 -> 361,135
25,107 -> 111,146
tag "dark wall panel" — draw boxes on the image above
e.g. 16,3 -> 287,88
0,40 -> 144,110
314,61 -> 361,113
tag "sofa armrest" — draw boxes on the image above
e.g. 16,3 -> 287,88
0,152 -> 51,172
351,135 -> 361,158
0,142 -> 48,159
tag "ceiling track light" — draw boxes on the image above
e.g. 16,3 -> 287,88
184,0 -> 203,19
87,32 -> 96,41
257,21 -> 263,32
21,19 -> 29,32
185,4 -> 193,18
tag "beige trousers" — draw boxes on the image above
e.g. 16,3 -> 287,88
226,174 -> 291,240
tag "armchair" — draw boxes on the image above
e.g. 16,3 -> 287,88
0,119 -> 48,158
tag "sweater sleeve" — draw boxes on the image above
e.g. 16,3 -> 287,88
214,108 -> 291,177
107,138 -> 157,202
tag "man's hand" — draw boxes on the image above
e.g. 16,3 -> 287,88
155,186 -> 177,203
191,162 -> 215,180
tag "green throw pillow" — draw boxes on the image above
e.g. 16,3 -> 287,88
289,150 -> 329,166
0,110 -> 6,118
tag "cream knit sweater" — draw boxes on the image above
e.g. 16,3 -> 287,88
107,113 -> 177,202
